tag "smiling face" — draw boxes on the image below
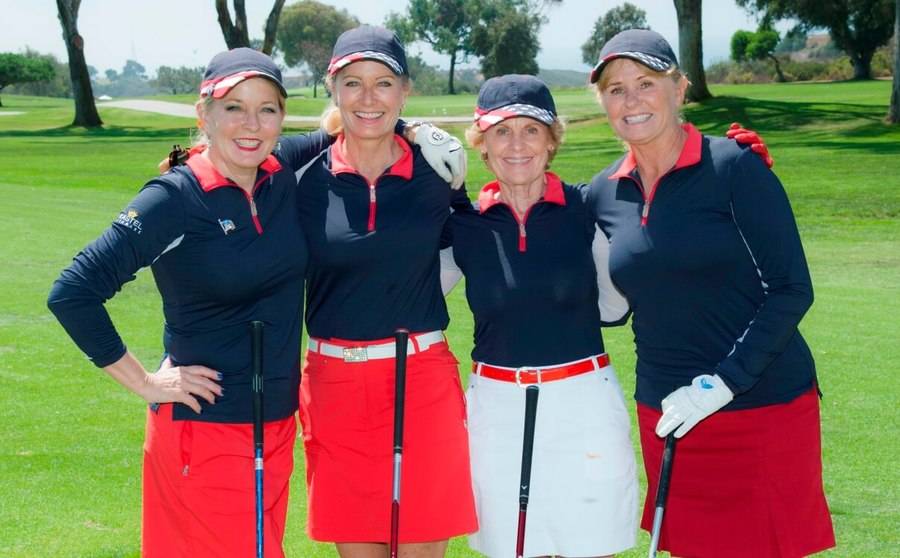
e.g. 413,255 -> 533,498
199,77 -> 284,176
481,117 -> 554,189
332,60 -> 410,141
598,58 -> 687,148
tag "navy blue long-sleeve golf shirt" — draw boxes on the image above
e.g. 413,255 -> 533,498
447,173 -> 618,367
48,132 -> 330,423
588,124 -> 817,411
296,135 -> 465,340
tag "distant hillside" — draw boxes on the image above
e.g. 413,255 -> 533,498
539,68 -> 591,88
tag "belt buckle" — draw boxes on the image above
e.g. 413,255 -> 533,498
342,347 -> 368,362
515,367 -> 541,387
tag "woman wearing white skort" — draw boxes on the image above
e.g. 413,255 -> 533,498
442,74 -> 638,557
467,358 -> 637,557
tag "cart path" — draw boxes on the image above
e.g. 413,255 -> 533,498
99,99 -> 472,125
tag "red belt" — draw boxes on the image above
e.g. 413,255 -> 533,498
472,354 -> 610,385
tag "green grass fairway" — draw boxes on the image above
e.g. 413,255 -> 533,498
146,86 -> 606,122
1,80 -> 898,557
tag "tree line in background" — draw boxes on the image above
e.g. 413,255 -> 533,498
3,0 -> 896,127
385,0 -> 558,94
0,51 -> 55,107
3,51 -> 206,99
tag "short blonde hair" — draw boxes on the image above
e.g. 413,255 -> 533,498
465,118 -> 566,165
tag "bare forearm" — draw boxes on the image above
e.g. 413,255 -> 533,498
103,350 -> 152,400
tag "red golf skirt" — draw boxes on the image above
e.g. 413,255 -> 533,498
299,336 -> 477,542
638,388 -> 835,558
142,403 -> 297,558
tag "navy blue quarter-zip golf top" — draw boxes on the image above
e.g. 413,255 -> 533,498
588,124 -> 817,411
448,173 -> 619,367
48,132 -> 330,423
296,134 -> 466,340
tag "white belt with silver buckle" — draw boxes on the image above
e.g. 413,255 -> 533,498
307,330 -> 445,363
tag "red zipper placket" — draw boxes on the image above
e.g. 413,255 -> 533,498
367,180 -> 377,232
623,174 -> 665,227
499,202 -> 537,252
242,172 -> 275,234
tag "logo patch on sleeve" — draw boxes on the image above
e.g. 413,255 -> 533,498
115,208 -> 143,234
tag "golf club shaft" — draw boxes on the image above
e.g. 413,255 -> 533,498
390,328 -> 410,558
515,385 -> 540,558
250,320 -> 265,558
647,433 -> 677,558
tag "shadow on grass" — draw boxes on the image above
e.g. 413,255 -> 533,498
0,99 -> 69,110
687,95 -> 887,131
0,125 -> 187,139
685,96 -> 900,155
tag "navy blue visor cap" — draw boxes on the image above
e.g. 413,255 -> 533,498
589,29 -> 678,84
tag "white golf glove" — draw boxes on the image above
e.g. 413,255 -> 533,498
413,123 -> 467,189
655,374 -> 734,438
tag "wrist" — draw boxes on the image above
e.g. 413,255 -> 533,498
403,120 -> 424,143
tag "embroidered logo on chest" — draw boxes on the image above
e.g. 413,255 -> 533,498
218,218 -> 236,235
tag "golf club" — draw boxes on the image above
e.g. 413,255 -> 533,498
250,320 -> 265,558
515,384 -> 540,558
648,433 -> 677,558
390,328 -> 410,558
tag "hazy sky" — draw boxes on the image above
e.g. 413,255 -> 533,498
1,1 -> 779,76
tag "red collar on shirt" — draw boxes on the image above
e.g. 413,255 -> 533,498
185,150 -> 282,192
477,172 -> 566,214
329,134 -> 414,181
609,123 -> 702,180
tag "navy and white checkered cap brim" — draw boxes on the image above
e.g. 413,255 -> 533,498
200,70 -> 286,99
474,103 -> 556,130
609,51 -> 670,72
328,51 -> 404,76
590,50 -> 675,83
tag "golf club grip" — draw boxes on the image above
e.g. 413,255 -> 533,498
392,329 -> 409,450
250,320 -> 264,447
390,328 -> 409,558
647,434 -> 676,558
655,433 -> 677,507
515,385 -> 539,558
518,385 -> 539,506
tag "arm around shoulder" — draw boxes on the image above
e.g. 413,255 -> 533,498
592,224 -> 630,325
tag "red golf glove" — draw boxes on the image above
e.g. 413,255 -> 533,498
726,122 -> 774,169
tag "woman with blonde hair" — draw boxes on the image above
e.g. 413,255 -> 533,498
588,29 -> 835,557
294,25 -> 477,558
49,47 -> 321,558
